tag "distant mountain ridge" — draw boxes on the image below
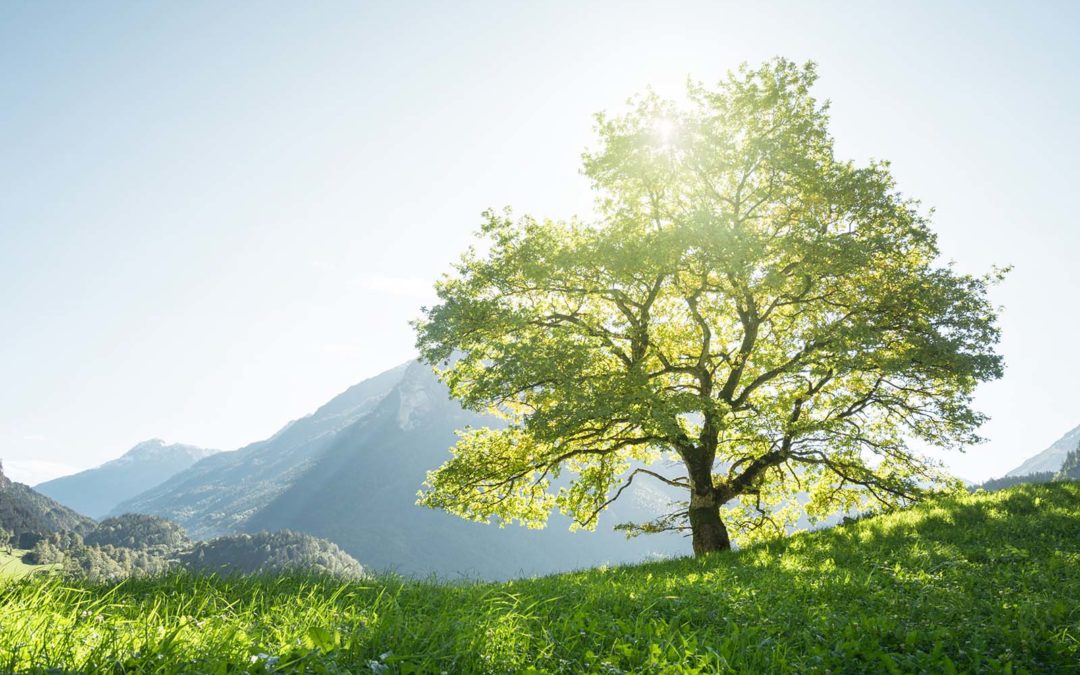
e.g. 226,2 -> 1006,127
1006,423 -> 1080,477
115,361 -> 687,578
112,362 -> 410,537
36,439 -> 217,518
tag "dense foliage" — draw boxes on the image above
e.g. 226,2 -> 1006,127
10,513 -> 364,584
85,513 -> 190,551
0,482 -> 1075,673
415,59 -> 1004,554
22,527 -> 364,583
65,543 -> 174,582
26,531 -> 174,582
178,531 -> 365,579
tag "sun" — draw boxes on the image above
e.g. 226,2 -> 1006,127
653,117 -> 676,145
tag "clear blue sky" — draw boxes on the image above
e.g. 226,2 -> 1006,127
2,1 -> 1077,484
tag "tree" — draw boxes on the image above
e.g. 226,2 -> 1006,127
414,59 -> 1004,555
0,525 -> 12,554
1056,443 -> 1080,481
85,513 -> 190,551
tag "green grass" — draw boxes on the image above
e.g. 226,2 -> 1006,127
1,483 -> 1078,673
0,549 -> 53,580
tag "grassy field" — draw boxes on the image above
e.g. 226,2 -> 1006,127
0,549 -> 53,580
0,482 -> 1078,673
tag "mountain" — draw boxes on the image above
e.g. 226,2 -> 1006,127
1006,423 -> 1080,477
116,361 -> 686,578
112,362 -> 410,537
35,439 -> 217,518
0,461 -> 95,547
242,361 -> 685,578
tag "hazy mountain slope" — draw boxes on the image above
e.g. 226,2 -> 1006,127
36,440 -> 216,518
0,463 -> 95,545
244,361 -> 687,579
111,363 -> 410,537
1006,422 -> 1080,476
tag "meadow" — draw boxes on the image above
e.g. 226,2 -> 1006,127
0,550 -> 52,581
0,482 -> 1077,673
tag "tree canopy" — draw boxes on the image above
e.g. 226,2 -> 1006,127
414,59 -> 1004,554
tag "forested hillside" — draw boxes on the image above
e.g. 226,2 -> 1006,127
84,513 -> 190,551
2,468 -> 364,582
24,520 -> 363,583
178,531 -> 364,578
0,463 -> 95,548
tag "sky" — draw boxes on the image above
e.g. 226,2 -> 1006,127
1,1 -> 1077,485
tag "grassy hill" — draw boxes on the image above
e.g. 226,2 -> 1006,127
0,482 -> 1077,673
0,549 -> 54,580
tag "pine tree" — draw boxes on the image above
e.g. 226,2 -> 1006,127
1056,443 -> 1080,480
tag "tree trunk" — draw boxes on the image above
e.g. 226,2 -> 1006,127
685,453 -> 731,555
688,493 -> 731,555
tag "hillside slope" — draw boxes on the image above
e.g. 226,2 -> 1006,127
36,440 -> 217,518
118,361 -> 685,578
244,361 -> 685,578
112,362 -> 410,536
0,549 -> 55,580
0,482 -> 1076,672
0,464 -> 95,546
1007,422 -> 1080,476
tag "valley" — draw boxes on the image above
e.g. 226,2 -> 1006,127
2,13 -> 1076,672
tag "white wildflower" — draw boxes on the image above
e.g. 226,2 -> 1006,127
367,659 -> 390,674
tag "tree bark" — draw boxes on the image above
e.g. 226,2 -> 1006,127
685,452 -> 731,555
688,492 -> 731,555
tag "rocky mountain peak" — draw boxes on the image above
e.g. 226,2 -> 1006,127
396,365 -> 435,430
114,439 -> 215,465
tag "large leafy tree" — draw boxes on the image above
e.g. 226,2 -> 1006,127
414,59 -> 1004,555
